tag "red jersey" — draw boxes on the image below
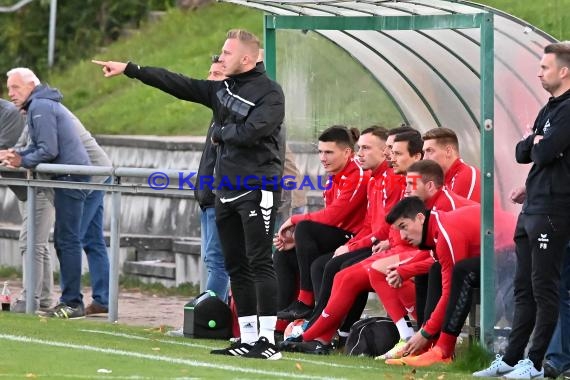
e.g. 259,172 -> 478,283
446,158 -> 480,203
399,205 -> 481,336
346,164 -> 405,251
346,161 -> 398,252
391,188 -> 478,272
291,158 -> 370,234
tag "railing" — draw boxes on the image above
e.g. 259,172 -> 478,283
0,163 -> 197,322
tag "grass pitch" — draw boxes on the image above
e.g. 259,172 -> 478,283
0,312 -> 491,379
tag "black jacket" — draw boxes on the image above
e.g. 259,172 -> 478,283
124,62 -> 285,197
515,89 -> 570,215
194,120 -> 217,209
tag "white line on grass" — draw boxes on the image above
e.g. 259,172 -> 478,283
80,329 -> 379,371
0,334 -> 339,380
80,329 -> 214,349
0,375 -> 199,380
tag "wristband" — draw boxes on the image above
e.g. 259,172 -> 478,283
420,328 -> 432,339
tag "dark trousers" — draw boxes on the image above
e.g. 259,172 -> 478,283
294,221 -> 352,292
442,257 -> 480,336
273,248 -> 299,310
417,262 -> 442,329
215,190 -> 278,317
503,213 -> 570,368
308,247 -> 372,331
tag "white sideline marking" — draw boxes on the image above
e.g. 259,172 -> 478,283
0,334 -> 338,379
80,329 -> 213,349
80,329 -> 378,371
0,375 -> 198,379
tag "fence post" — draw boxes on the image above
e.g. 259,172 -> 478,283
108,174 -> 121,322
24,171 -> 37,314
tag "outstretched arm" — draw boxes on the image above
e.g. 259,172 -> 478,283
92,60 -> 127,77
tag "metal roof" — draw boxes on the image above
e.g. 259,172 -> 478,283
222,0 -> 557,206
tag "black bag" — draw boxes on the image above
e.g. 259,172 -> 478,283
345,316 -> 400,357
183,291 -> 232,339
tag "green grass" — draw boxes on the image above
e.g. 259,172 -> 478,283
474,0 -> 570,40
0,312 -> 491,379
47,3 -> 264,136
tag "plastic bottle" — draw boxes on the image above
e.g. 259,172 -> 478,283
493,326 -> 510,355
0,281 -> 11,312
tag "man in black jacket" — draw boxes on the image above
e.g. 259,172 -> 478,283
93,29 -> 284,360
475,42 -> 570,379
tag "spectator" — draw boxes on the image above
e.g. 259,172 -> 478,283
1,67 -> 91,319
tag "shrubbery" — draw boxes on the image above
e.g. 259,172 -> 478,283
0,0 -> 175,79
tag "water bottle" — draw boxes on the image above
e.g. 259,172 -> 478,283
493,326 -> 510,355
0,281 -> 11,311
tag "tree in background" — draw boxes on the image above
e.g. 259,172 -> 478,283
0,0 -> 175,79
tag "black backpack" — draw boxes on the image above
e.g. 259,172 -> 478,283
345,316 -> 400,357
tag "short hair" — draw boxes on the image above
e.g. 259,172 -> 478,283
393,130 -> 424,157
407,160 -> 444,188
226,29 -> 260,50
388,125 -> 418,137
319,125 -> 360,150
6,67 -> 40,86
361,125 -> 388,141
386,196 -> 426,225
422,127 -> 459,151
545,41 -> 570,69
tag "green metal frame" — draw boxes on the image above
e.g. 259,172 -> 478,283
265,12 -> 496,349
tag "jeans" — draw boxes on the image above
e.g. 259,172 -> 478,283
545,244 -> 570,372
18,190 -> 55,308
81,183 -> 110,308
53,175 -> 89,308
201,207 -> 229,302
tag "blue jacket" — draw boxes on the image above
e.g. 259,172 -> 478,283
20,85 -> 90,169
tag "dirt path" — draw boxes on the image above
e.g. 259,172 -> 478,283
4,279 -> 188,329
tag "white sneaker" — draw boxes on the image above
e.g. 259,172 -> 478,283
473,355 -> 515,377
504,359 -> 544,379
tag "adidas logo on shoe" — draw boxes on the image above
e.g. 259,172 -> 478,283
243,337 -> 282,360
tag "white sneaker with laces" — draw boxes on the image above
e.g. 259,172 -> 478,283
473,355 -> 515,377
504,359 -> 544,379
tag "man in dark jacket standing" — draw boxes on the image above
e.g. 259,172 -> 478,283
475,42 -> 570,379
93,29 -> 285,360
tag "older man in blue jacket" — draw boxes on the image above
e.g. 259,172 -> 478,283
1,67 -> 91,319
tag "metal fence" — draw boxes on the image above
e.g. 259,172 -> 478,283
0,163 -> 197,322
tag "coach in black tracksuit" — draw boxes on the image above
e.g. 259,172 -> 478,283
93,30 -> 285,358
500,43 -> 570,374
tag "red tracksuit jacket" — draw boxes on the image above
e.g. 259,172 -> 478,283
446,158 -> 480,203
398,205 -> 481,336
291,158 -> 370,235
